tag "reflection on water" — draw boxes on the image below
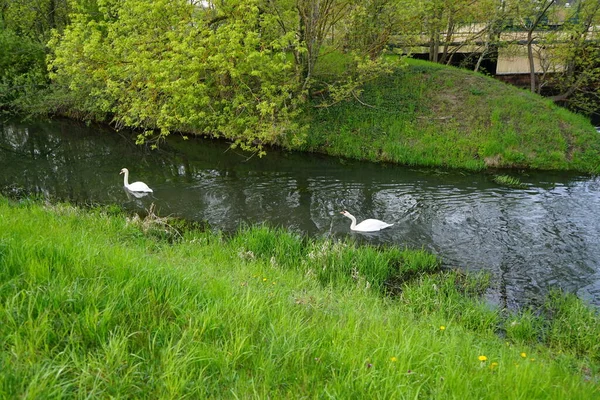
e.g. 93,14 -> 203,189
2,118 -> 600,308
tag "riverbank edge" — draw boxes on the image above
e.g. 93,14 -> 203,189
296,59 -> 600,174
1,195 -> 598,397
45,59 -> 599,174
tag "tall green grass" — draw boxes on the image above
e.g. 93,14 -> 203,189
230,224 -> 439,291
1,197 -> 599,398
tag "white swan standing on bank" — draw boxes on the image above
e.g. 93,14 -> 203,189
340,210 -> 393,232
120,168 -> 153,193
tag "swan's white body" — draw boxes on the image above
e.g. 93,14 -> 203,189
340,210 -> 393,232
120,168 -> 153,193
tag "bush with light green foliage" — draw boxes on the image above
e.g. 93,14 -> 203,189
47,0 -> 304,152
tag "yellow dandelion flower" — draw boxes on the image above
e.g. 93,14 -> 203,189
272,282 -> 276,285
520,352 -> 527,358
490,362 -> 499,369
478,355 -> 488,362
440,325 -> 446,330
390,356 -> 398,362
263,278 -> 267,282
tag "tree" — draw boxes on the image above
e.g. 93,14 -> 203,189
545,0 -> 600,115
48,0 -> 306,153
0,0 -> 71,42
515,0 -> 555,93
413,0 -> 485,64
473,0 -> 517,73
47,0 -> 406,150
0,0 -> 67,114
295,0 -> 354,92
260,0 -> 404,100
0,29 -> 47,113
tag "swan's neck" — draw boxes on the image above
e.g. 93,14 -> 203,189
122,171 -> 129,187
347,214 -> 357,229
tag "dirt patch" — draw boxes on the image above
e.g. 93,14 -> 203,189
484,155 -> 503,168
559,120 -> 575,161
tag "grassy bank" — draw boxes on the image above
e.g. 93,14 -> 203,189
300,58 -> 600,173
17,55 -> 600,174
1,197 -> 599,398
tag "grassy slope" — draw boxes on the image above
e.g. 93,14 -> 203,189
301,58 -> 600,173
1,197 -> 599,398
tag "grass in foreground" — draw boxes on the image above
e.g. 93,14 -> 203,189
301,58 -> 600,173
0,197 -> 599,398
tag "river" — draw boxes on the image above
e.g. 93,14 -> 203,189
2,117 -> 599,309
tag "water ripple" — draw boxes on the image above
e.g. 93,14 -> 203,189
2,119 -> 600,308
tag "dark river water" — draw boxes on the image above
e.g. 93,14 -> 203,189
2,118 -> 600,309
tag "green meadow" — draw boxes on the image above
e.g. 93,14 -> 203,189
1,196 -> 599,398
301,59 -> 600,173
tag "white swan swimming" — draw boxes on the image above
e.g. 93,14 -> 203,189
120,168 -> 153,193
340,210 -> 393,232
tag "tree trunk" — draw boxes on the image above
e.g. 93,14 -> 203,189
430,31 -> 440,63
440,19 -> 454,65
525,0 -> 554,93
474,42 -> 488,73
527,29 -> 536,93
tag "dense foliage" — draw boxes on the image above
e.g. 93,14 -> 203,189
44,0 -> 401,152
0,0 -> 71,114
0,0 -> 598,150
47,0 -> 306,152
0,30 -> 47,113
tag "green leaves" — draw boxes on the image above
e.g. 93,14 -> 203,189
0,29 -> 47,113
48,0 -> 304,152
44,0 -> 405,151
